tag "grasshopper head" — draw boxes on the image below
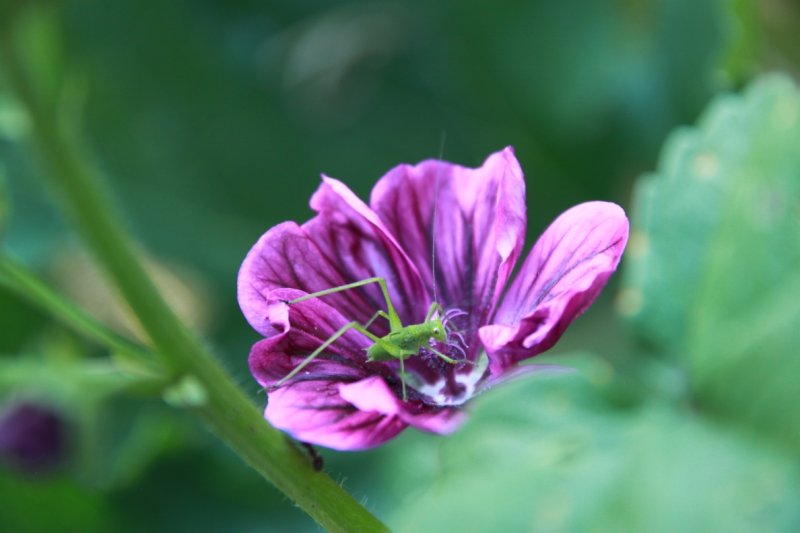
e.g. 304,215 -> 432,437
429,319 -> 447,342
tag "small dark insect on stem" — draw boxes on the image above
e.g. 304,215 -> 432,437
301,441 -> 324,472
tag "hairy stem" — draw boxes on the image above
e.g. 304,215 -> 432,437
0,24 -> 388,533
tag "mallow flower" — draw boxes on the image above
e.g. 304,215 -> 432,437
238,147 -> 628,450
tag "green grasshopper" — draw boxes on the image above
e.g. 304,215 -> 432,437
275,276 -> 467,401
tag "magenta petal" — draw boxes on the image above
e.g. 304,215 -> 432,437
265,385 -> 407,451
481,201 -> 628,376
370,147 -> 526,329
305,177 -> 429,325
238,222 -> 378,336
339,377 -> 467,434
338,377 -> 399,414
249,291 -> 407,450
248,288 -> 380,386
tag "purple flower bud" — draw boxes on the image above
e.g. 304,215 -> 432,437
0,400 -> 68,475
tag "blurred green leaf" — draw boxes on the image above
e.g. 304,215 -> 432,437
623,74 -> 800,447
380,370 -> 800,532
720,0 -> 761,84
0,287 -> 45,352
0,356 -> 141,402
0,473 -> 112,533
0,164 -> 7,237
11,3 -> 66,109
0,93 -> 29,140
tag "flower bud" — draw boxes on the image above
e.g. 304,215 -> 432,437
0,400 -> 68,475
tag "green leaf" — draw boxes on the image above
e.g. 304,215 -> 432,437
0,163 -> 7,238
0,356 -> 148,400
0,254 -> 157,365
622,74 -> 800,447
380,373 -> 800,532
719,0 -> 762,84
0,93 -> 29,141
0,474 -> 112,533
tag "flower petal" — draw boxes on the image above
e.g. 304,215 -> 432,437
265,384 -> 407,450
249,290 -> 408,450
238,221 -> 380,337
481,201 -> 628,376
305,177 -> 429,326
339,376 -> 467,434
249,288 -> 390,385
370,147 -> 526,332
237,217 -> 410,336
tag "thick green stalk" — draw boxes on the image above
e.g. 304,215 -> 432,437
0,26 -> 388,533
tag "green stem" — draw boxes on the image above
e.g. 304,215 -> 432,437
0,24 -> 388,533
0,254 -> 152,361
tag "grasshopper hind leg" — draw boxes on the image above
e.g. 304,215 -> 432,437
274,320 -> 382,388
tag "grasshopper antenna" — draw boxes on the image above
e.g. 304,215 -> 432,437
432,131 -> 446,307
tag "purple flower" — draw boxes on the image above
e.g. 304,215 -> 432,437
0,400 -> 68,475
238,147 -> 628,450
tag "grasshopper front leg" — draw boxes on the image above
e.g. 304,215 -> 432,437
427,345 -> 475,367
364,309 -> 391,329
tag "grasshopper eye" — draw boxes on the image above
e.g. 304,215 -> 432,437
432,327 -> 441,336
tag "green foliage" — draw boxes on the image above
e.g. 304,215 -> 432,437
1,0 -> 799,531
720,0 -> 761,83
624,74 -> 800,448
379,367 -> 800,532
0,165 -> 7,238
379,73 -> 800,531
0,474 -> 113,533
7,3 -> 66,109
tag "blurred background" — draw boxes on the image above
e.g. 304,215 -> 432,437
1,0 -> 800,531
